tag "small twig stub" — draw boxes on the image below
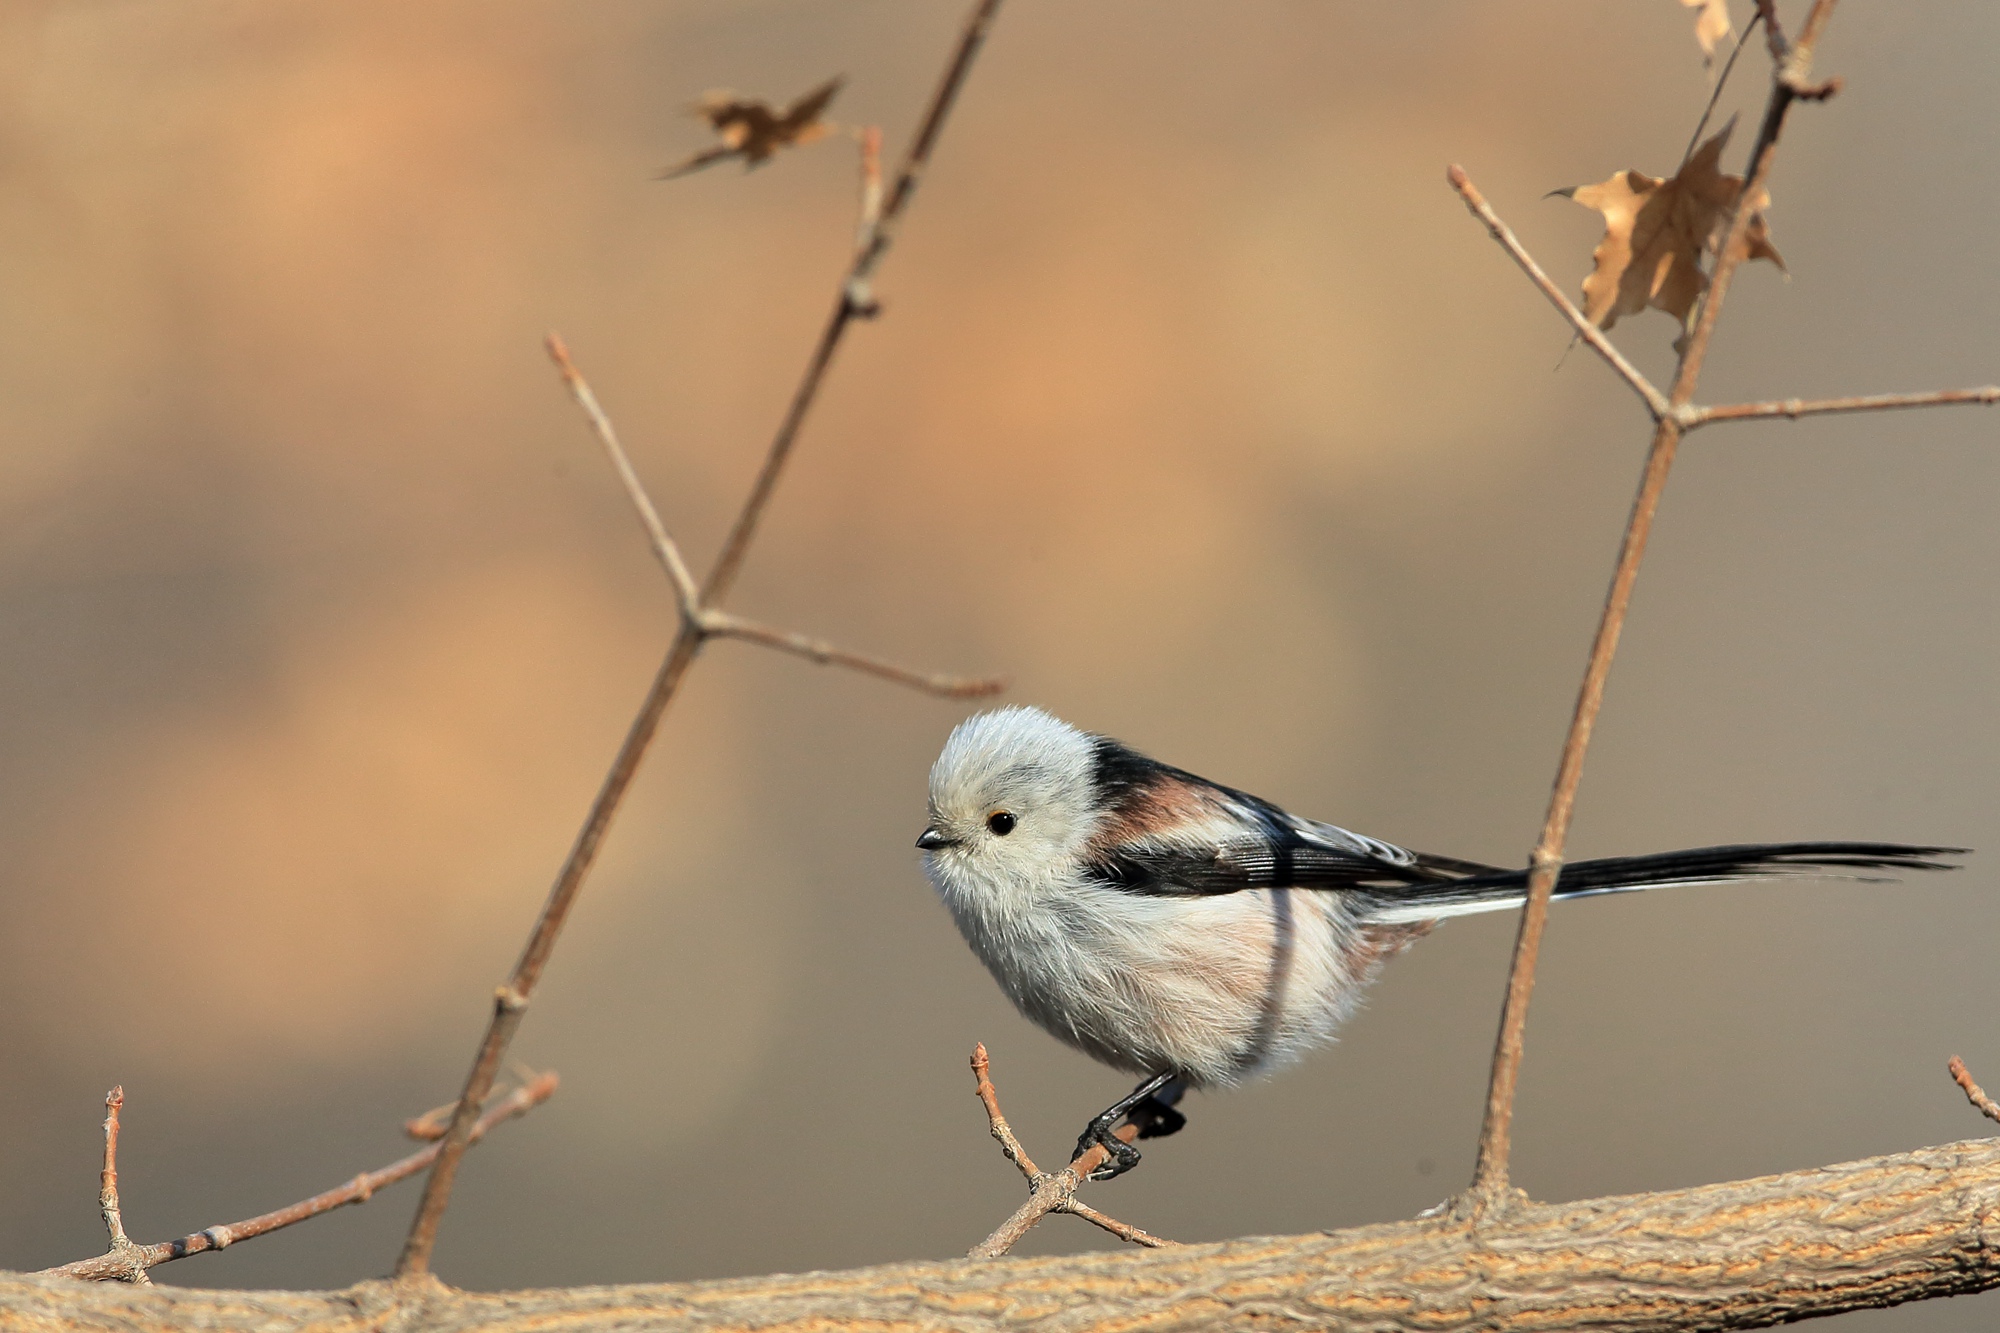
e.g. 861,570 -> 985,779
1949,1056 -> 2000,1125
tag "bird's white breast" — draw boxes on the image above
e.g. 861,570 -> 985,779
927,852 -> 1403,1086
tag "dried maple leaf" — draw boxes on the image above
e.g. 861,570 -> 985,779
1681,0 -> 1733,66
657,75 -> 845,180
1555,121 -> 1784,341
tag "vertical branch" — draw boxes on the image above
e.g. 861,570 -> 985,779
95,1087 -> 150,1284
1464,0 -> 1840,1208
391,0 -> 1005,1278
98,1087 -> 130,1251
855,125 -> 885,254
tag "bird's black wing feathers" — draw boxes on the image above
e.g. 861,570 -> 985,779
1076,732 -> 1965,906
1086,832 -> 1439,897
1082,734 -> 1495,896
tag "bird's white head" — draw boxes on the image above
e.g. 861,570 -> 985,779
918,706 -> 1100,908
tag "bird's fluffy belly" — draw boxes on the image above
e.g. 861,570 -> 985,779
958,884 -> 1389,1086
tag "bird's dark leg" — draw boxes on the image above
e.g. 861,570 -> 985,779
1072,1071 -> 1178,1182
1125,1076 -> 1187,1140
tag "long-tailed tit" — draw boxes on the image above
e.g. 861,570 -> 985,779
916,706 -> 1963,1180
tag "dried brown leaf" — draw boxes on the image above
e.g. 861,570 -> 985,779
1681,0 -> 1734,65
1557,121 -> 1784,341
658,75 -> 846,180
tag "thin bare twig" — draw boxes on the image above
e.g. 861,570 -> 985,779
703,0 -> 1004,605
1691,386 -> 2000,426
855,125 -> 885,255
91,1088 -> 149,1285
964,1045 -> 1172,1258
1447,171 -> 1669,422
1681,9 -> 1764,168
703,612 -> 1003,698
1060,1198 -> 1173,1249
1949,1056 -> 2000,1125
46,1075 -> 557,1283
1460,0 -> 1842,1212
392,0 -> 1005,1277
548,334 -> 701,616
545,335 -> 1003,699
971,1042 -> 1039,1177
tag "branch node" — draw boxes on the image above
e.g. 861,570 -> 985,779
843,277 -> 883,319
494,984 -> 530,1014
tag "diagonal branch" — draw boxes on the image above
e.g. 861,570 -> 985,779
702,0 -> 1004,607
701,612 -> 1002,698
964,1044 -> 1172,1258
1459,0 -> 1843,1211
391,0 -> 1006,1278
1691,385 -> 2000,426
45,1075 -> 557,1283
1448,170 -> 1669,422
547,334 -> 701,617
1948,1056 -> 2000,1125
545,334 -> 1002,700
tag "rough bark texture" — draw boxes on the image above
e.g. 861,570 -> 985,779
10,1137 -> 2000,1332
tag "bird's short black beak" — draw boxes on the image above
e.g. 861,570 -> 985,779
916,827 -> 957,851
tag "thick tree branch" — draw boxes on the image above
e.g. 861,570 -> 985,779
17,1135 -> 2000,1331
43,1075 -> 557,1283
390,0 -> 1005,1276
1459,0 -> 1840,1210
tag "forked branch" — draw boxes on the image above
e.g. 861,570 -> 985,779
546,334 -> 1002,700
1443,181 -> 1997,437
965,1044 -> 1172,1258
45,1075 -> 558,1283
391,0 -> 1006,1276
1460,0 -> 1841,1210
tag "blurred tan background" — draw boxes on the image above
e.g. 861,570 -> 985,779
2,2 -> 1997,1326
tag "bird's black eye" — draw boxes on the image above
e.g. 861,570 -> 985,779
987,811 -> 1017,836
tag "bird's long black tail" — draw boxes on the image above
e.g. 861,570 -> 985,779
1359,842 -> 1965,925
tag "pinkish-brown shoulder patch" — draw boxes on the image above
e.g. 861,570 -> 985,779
1094,770 -> 1229,843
